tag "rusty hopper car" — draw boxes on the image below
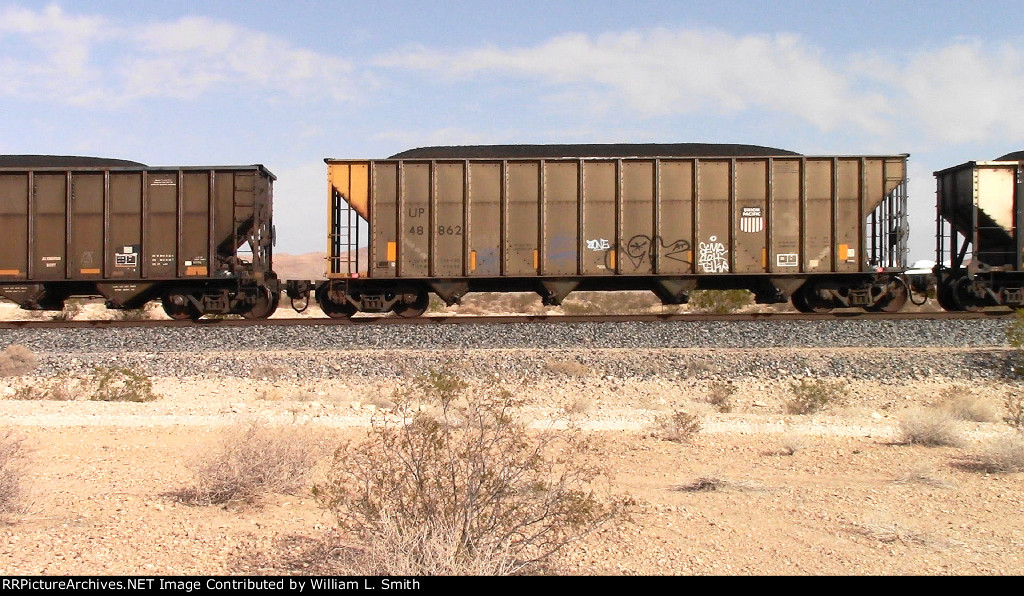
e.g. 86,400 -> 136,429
311,144 -> 909,317
933,151 -> 1024,310
0,157 -> 278,319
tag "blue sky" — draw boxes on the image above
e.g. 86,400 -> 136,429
2,1 -> 1023,260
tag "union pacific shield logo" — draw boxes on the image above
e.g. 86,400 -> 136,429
740,206 -> 764,233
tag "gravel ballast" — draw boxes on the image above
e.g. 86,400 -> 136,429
0,317 -> 1012,353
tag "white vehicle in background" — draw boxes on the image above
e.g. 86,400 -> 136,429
905,259 -> 949,294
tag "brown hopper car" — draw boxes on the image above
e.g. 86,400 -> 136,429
310,144 -> 910,317
0,157 -> 278,319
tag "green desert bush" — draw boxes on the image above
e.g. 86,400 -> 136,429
315,369 -> 625,575
89,366 -> 157,402
688,290 -> 752,314
785,378 -> 845,415
706,381 -> 736,413
652,410 -> 702,443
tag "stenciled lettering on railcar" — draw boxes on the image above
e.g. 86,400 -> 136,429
697,236 -> 729,273
776,253 -> 798,267
739,207 -> 764,233
115,254 -> 138,267
115,245 -> 139,268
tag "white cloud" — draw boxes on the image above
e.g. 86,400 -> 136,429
120,16 -> 353,101
893,41 -> 1024,144
0,4 -> 354,106
0,4 -> 107,103
380,28 -> 1024,150
380,28 -> 894,135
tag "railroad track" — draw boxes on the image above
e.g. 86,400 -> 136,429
0,309 -> 1014,330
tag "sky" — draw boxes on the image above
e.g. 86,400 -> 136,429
2,0 -> 1023,261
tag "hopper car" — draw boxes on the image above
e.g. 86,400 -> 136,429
296,144 -> 910,317
0,156 -> 278,320
0,144 -> 918,319
934,151 -> 1024,311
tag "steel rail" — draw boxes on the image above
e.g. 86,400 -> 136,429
0,309 -> 1013,330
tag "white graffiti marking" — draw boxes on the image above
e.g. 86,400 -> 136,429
586,238 -> 612,251
697,236 -> 729,273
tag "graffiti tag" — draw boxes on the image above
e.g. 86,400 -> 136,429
622,235 -> 692,271
697,236 -> 729,273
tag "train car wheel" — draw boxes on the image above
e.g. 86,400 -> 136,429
935,282 -> 962,311
393,290 -> 429,318
161,294 -> 201,321
320,298 -> 357,319
791,290 -> 814,313
866,282 -> 909,313
242,286 -> 279,319
953,278 -> 983,312
792,286 -> 832,313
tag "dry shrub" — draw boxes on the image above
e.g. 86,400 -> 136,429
563,396 -> 595,418
855,518 -> 929,545
457,292 -> 543,315
111,303 -> 155,320
785,378 -> 845,415
560,291 -> 665,315
0,345 -> 38,377
899,408 -> 965,447
0,429 -> 27,513
9,377 -> 77,401
778,432 -> 808,455
544,359 -> 593,378
1005,393 -> 1024,431
181,420 -> 326,506
938,386 -> 997,422
973,434 -> 1024,473
251,364 -> 288,381
674,474 -> 762,493
335,513 -> 522,576
315,369 -> 625,575
50,300 -> 83,321
6,369 -> 148,402
427,295 -> 448,314
652,410 -> 702,443
675,476 -> 727,492
893,465 -> 954,488
706,381 -> 735,413
558,298 -> 604,315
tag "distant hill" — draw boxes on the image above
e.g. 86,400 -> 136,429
273,251 -> 369,280
273,252 -> 326,280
